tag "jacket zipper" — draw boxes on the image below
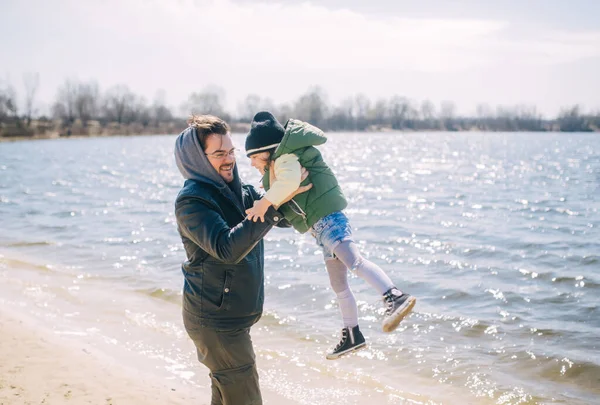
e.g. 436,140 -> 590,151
288,199 -> 307,219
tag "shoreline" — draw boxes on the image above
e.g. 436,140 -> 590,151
0,295 -> 301,405
0,249 -> 491,405
0,250 -> 457,405
0,306 -> 203,405
0,253 -> 302,405
1,128 -> 598,143
0,132 -> 175,143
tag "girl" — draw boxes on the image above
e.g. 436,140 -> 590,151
244,111 -> 416,360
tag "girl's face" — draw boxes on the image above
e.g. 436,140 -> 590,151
249,151 -> 271,175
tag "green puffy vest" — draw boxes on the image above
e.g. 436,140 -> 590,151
262,119 -> 347,233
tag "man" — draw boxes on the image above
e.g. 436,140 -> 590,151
173,115 -> 309,405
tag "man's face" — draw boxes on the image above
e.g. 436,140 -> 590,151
204,134 -> 236,183
249,151 -> 271,175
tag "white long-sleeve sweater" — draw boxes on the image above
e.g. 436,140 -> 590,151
264,153 -> 302,206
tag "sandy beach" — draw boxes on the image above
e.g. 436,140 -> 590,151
0,307 -> 205,405
0,306 -> 297,405
0,253 -> 408,405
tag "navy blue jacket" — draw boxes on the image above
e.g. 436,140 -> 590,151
175,178 -> 285,328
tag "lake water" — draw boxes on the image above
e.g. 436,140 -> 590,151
1,132 -> 599,404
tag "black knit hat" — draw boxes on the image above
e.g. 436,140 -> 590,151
245,111 -> 285,157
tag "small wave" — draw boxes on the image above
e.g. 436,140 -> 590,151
558,254 -> 600,267
552,207 -> 581,216
551,275 -> 600,289
492,349 -> 600,400
513,325 -> 566,339
440,290 -> 474,301
25,209 -> 43,215
459,246 -> 506,259
39,224 -> 68,231
531,251 -> 600,270
534,355 -> 600,393
52,210 -> 79,218
581,305 -> 599,315
552,226 -> 590,236
6,241 -> 55,247
516,269 -> 600,289
506,241 -> 549,251
135,286 -> 181,304
0,197 -> 17,205
415,312 -> 498,338
580,255 -> 599,265
0,256 -> 55,272
535,292 -> 574,305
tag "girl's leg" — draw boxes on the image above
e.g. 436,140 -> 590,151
333,240 -> 416,333
332,240 -> 396,295
313,212 -> 414,335
325,257 -> 358,328
324,257 -> 366,359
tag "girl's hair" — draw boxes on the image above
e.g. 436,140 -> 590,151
256,149 -> 275,162
187,115 -> 230,149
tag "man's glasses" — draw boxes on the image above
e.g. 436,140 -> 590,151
205,148 -> 238,160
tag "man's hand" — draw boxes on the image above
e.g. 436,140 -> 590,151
272,165 -> 313,208
245,198 -> 273,222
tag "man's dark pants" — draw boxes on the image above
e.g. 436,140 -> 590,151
183,312 -> 262,405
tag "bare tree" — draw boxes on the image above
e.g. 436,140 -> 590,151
0,81 -> 19,124
514,105 -> 543,131
557,105 -> 590,132
475,103 -> 493,130
371,98 -> 389,128
149,89 -> 173,126
420,100 -> 436,129
74,81 -> 100,126
102,85 -> 136,124
326,98 -> 355,130
440,100 -> 456,130
127,96 -> 150,125
237,94 -> 276,121
389,96 -> 410,129
23,72 -> 39,127
590,109 -> 600,131
405,101 -> 420,129
354,93 -> 371,130
274,103 -> 293,125
294,86 -> 328,128
237,94 -> 261,121
181,86 -> 227,118
52,79 -> 78,126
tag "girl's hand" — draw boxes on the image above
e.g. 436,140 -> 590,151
245,198 -> 272,222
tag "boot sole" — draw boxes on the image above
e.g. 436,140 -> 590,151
382,296 -> 417,333
325,342 -> 367,360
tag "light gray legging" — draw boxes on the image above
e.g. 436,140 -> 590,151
326,240 -> 395,328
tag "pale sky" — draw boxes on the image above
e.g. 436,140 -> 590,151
1,0 -> 599,117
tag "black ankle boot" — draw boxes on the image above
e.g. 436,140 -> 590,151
326,325 -> 367,360
382,288 -> 417,332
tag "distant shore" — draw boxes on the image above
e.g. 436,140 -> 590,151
0,121 -> 252,142
3,77 -> 599,142
2,125 -> 598,143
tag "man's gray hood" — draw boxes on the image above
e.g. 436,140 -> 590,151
174,126 -> 244,213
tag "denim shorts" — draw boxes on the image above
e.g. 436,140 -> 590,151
310,211 -> 354,260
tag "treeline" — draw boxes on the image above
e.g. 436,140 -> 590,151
1,75 -> 599,138
1,76 -> 181,138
